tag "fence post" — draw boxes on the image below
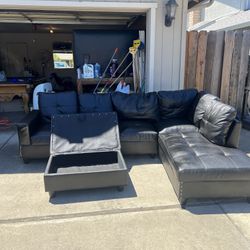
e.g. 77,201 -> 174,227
220,31 -> 236,104
184,31 -> 189,88
244,59 -> 250,118
204,31 -> 224,96
204,31 -> 216,92
185,31 -> 198,88
236,30 -> 250,118
228,31 -> 243,108
195,31 -> 207,91
211,31 -> 225,96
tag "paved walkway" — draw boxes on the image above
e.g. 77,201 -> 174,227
0,127 -> 250,250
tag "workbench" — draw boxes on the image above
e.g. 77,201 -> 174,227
77,77 -> 133,93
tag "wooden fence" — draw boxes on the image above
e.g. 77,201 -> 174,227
185,30 -> 250,118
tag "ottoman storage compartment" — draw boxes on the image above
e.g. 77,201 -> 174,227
44,112 -> 128,198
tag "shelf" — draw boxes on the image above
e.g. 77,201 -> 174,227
77,77 -> 133,93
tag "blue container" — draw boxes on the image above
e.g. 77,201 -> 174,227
94,63 -> 101,78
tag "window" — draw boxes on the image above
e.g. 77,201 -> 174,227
53,52 -> 74,69
53,42 -> 74,69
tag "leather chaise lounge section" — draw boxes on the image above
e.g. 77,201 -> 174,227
17,89 -> 250,206
158,93 -> 248,207
158,125 -> 250,207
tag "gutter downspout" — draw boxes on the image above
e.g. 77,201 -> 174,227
188,0 -> 215,12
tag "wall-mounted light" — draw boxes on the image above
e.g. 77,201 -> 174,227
165,0 -> 178,27
49,29 -> 54,34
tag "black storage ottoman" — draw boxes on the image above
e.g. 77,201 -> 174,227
44,112 -> 128,198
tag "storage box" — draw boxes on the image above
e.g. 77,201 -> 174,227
44,112 -> 128,198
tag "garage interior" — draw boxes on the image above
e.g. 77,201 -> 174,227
0,10 -> 146,112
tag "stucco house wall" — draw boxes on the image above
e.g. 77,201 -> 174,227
189,0 -> 250,31
203,0 -> 249,21
154,0 -> 187,91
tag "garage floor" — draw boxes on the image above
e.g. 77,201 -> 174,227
0,125 -> 250,250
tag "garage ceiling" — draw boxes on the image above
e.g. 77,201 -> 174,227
0,10 -> 145,32
0,10 -> 144,25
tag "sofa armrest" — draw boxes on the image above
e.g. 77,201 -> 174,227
226,119 -> 242,148
16,111 -> 41,145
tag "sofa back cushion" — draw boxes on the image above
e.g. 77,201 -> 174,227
79,93 -> 113,113
193,93 -> 219,127
111,92 -> 159,121
39,91 -> 77,123
158,89 -> 198,120
199,99 -> 237,146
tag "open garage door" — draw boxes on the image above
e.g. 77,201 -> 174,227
0,1 -> 157,92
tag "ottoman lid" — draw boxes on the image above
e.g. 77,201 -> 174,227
50,112 -> 120,155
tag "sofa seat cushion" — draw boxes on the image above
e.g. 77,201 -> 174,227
31,123 -> 51,145
158,89 -> 198,120
119,120 -> 157,142
79,93 -> 113,113
111,92 -> 159,121
159,126 -> 250,182
157,118 -> 192,133
39,91 -> 78,123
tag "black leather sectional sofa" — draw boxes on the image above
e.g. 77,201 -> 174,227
17,89 -> 250,207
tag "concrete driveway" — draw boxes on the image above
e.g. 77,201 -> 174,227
0,127 -> 250,250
